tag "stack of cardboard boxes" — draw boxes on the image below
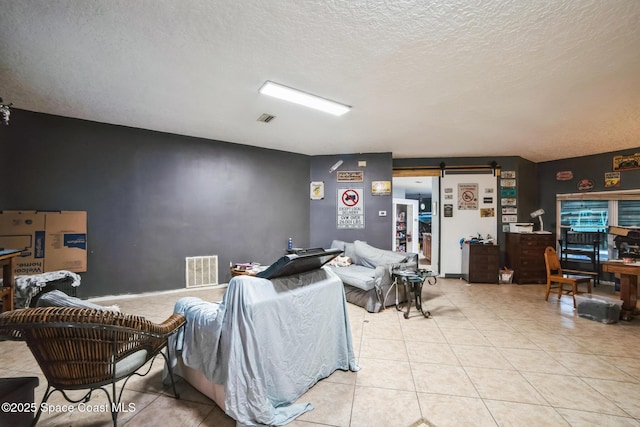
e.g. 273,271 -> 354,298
0,211 -> 87,276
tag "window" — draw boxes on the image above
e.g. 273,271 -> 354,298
559,200 -> 608,260
557,190 -> 640,260
618,200 -> 640,227
559,200 -> 608,231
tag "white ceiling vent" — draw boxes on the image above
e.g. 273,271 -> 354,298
185,255 -> 218,288
257,113 -> 276,123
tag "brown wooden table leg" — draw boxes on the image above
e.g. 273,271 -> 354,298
618,274 -> 638,321
1,255 -> 16,312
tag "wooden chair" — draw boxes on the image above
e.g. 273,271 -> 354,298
544,246 -> 592,307
0,307 -> 186,426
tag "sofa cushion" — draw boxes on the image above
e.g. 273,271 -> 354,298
329,265 -> 377,292
354,240 -> 407,268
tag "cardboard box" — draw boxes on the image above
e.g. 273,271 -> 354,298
0,211 -> 87,276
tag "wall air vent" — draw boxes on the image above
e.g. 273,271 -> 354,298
185,255 -> 218,288
257,113 -> 276,123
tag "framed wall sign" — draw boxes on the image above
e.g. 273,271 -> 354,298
372,180 -> 391,195
458,183 -> 478,210
337,188 -> 364,229
310,181 -> 324,200
613,153 -> 640,171
336,171 -> 364,182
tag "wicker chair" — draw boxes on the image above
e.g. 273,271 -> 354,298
0,307 -> 186,426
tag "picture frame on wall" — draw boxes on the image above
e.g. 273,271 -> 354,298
310,181 -> 324,200
613,153 -> 640,171
371,180 -> 391,195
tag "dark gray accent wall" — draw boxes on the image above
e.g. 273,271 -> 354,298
310,153 -> 393,250
0,110 -> 310,298
538,148 -> 640,231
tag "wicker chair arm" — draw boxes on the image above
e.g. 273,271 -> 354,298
144,313 -> 186,337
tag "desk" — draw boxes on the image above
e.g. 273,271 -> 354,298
0,249 -> 21,312
602,260 -> 639,321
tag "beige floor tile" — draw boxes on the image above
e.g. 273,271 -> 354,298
401,324 -> 447,343
359,337 -> 408,361
522,372 -> 627,416
523,332 -> 592,354
36,387 -> 160,427
350,386 -> 422,427
295,381 -> 355,427
0,341 -> 41,373
122,394 -> 214,426
417,393 -> 498,427
581,377 -> 640,419
465,367 -> 548,405
601,355 -> 640,383
433,316 -> 478,330
355,357 -> 415,391
498,348 -> 568,374
469,318 -> 516,332
508,319 -> 556,335
549,351 -> 636,382
555,407 -> 640,427
484,400 -> 571,426
481,329 -> 540,350
404,341 -> 459,365
362,316 -> 402,341
322,368 -> 358,386
450,345 -> 514,369
439,327 -> 491,346
198,404 -> 236,427
410,362 -> 479,398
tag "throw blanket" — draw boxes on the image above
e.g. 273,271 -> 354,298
13,270 -> 81,308
172,268 -> 359,427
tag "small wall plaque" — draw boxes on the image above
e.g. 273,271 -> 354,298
337,171 -> 364,182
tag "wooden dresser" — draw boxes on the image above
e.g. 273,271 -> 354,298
505,232 -> 555,284
422,233 -> 432,261
461,243 -> 499,283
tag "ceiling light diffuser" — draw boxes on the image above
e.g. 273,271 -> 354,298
259,81 -> 351,116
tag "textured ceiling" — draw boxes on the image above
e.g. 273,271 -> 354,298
1,1 -> 639,162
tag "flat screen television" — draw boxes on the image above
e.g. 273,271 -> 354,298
256,248 -> 341,279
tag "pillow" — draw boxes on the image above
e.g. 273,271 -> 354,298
330,240 -> 346,252
36,290 -> 120,312
343,242 -> 359,265
354,240 -> 407,268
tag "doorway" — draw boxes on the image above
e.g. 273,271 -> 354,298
392,176 -> 439,274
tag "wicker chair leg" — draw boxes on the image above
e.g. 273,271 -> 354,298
160,347 -> 181,399
32,384 -> 54,427
110,382 -> 119,427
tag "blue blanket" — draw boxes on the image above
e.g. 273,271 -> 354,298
173,267 -> 359,426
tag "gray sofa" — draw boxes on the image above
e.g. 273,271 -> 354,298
328,240 -> 418,312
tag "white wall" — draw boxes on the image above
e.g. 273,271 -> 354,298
440,172 -> 497,276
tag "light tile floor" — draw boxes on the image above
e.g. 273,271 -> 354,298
1,279 -> 639,426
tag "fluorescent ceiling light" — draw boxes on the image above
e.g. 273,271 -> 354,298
259,81 -> 351,116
